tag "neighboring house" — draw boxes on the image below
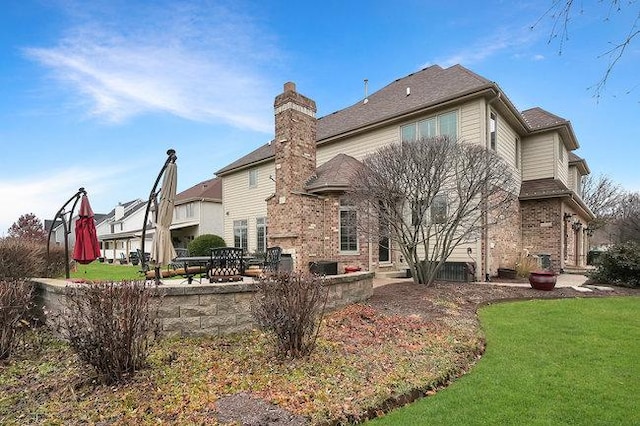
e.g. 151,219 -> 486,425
171,177 -> 224,249
96,199 -> 149,261
216,64 -> 595,278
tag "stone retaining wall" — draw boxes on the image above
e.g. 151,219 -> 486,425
33,271 -> 374,338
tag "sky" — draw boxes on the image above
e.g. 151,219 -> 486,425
1,0 -> 638,234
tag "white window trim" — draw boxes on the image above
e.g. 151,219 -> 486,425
400,109 -> 459,142
248,169 -> 258,188
339,200 -> 359,254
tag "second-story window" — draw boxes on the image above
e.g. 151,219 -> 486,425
431,194 -> 448,224
185,202 -> 194,218
248,169 -> 257,188
558,140 -> 564,162
515,137 -> 521,170
401,111 -> 458,142
490,112 -> 497,151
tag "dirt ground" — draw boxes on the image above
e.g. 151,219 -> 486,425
215,281 -> 638,425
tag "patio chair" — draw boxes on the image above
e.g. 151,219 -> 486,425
262,246 -> 282,274
208,247 -> 245,283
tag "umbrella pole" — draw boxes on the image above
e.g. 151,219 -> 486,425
47,187 -> 86,279
140,149 -> 177,284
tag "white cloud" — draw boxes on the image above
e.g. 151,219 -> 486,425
0,163 -> 139,236
24,1 -> 278,133
425,26 -> 542,68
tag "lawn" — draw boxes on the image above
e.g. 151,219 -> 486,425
69,260 -> 144,281
368,296 -> 640,425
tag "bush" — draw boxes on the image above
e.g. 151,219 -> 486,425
0,280 -> 33,360
187,234 -> 226,256
59,280 -> 161,384
0,238 -> 66,279
251,273 -> 327,358
590,241 -> 640,288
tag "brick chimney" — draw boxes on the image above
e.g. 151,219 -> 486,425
267,82 -> 320,272
273,82 -> 317,197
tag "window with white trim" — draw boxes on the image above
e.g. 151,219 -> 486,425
256,217 -> 267,253
401,110 -> 458,142
490,112 -> 497,151
431,194 -> 448,224
233,220 -> 248,250
515,137 -> 521,169
339,199 -> 358,252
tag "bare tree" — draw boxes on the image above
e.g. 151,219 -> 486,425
7,213 -> 47,243
581,173 -> 623,229
533,1 -> 640,98
348,137 -> 519,286
617,191 -> 640,242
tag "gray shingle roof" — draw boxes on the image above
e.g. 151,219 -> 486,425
217,65 -> 494,175
176,177 -> 222,203
305,154 -> 362,193
519,178 -> 572,199
521,107 -> 568,130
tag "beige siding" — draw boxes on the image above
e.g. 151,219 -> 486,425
495,109 -> 522,182
521,133 -> 555,180
460,100 -> 483,145
222,162 -> 275,251
556,135 -> 569,186
568,166 -> 579,194
317,126 -> 398,165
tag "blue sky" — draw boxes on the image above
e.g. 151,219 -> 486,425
1,0 -> 638,234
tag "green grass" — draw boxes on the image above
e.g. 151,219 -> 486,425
69,261 -> 144,281
368,297 -> 640,425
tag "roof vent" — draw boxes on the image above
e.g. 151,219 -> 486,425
406,87 -> 411,96
363,78 -> 369,104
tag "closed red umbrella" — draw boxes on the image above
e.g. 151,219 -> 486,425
73,195 -> 101,264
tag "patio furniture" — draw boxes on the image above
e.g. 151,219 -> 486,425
208,247 -> 245,283
119,253 -> 128,264
171,255 -> 210,284
263,246 -> 282,274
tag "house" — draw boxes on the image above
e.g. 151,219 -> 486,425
96,199 -> 148,261
216,64 -> 595,278
170,177 -> 224,250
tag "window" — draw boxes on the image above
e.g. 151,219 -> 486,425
411,199 -> 428,227
490,112 -> 497,151
431,194 -> 448,224
248,169 -> 258,187
233,220 -> 247,250
558,140 -> 564,162
185,202 -> 194,218
401,111 -> 458,142
256,217 -> 267,253
339,199 -> 358,252
515,137 -> 521,169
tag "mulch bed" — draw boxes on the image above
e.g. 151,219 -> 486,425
215,280 -> 638,425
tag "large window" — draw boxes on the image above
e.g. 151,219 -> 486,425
233,220 -> 247,250
401,111 -> 458,142
256,217 -> 267,253
339,199 -> 358,252
431,194 -> 448,224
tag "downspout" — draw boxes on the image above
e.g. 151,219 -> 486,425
484,91 -> 501,281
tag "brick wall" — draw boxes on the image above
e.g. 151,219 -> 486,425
521,198 -> 563,271
489,197 -> 522,274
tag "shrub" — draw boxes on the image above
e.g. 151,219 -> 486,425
59,280 -> 161,384
590,241 -> 640,288
0,280 -> 33,360
0,238 -> 66,279
187,234 -> 226,256
251,272 -> 327,358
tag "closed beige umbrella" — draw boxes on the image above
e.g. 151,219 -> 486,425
151,161 -> 177,271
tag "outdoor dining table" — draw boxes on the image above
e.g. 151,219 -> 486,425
171,255 -> 257,283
